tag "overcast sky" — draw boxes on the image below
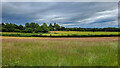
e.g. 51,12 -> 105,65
2,2 -> 118,28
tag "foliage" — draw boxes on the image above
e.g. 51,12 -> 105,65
40,23 -> 49,33
35,26 -> 42,33
1,22 -> 120,33
49,23 -> 54,31
25,28 -> 33,33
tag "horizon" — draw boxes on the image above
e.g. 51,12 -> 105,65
1,22 -> 119,28
2,2 -> 118,28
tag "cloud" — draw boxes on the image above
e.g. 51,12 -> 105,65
2,2 -> 118,28
75,8 -> 118,24
2,0 -> 119,2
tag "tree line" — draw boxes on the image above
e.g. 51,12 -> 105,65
0,22 -> 120,33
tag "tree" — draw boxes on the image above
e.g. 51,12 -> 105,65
93,28 -> 97,32
60,26 -> 65,31
25,28 -> 33,33
25,23 -> 30,28
41,23 -> 49,33
4,23 -> 15,32
35,26 -> 42,33
49,23 -> 54,31
14,29 -> 21,32
1,22 -> 120,33
2,27 -> 8,32
54,23 -> 60,31
25,22 -> 39,33
2,22 -> 5,26
30,22 -> 39,29
18,25 -> 24,30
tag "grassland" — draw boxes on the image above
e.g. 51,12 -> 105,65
2,36 -> 118,66
1,31 -> 119,37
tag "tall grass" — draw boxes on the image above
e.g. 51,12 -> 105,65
2,37 -> 118,66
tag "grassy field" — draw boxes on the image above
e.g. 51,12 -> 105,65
2,36 -> 118,66
1,31 -> 119,37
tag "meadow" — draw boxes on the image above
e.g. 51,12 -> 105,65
1,31 -> 119,37
2,36 -> 118,66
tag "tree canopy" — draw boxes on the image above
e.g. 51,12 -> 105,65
0,22 -> 120,33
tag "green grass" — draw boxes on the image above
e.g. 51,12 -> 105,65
2,37 -> 118,66
0,31 -> 119,37
0,37 -> 1,67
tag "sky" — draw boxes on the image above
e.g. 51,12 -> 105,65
2,2 -> 118,28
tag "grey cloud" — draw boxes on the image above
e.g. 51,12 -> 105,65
2,2 -> 118,28
2,0 -> 119,2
